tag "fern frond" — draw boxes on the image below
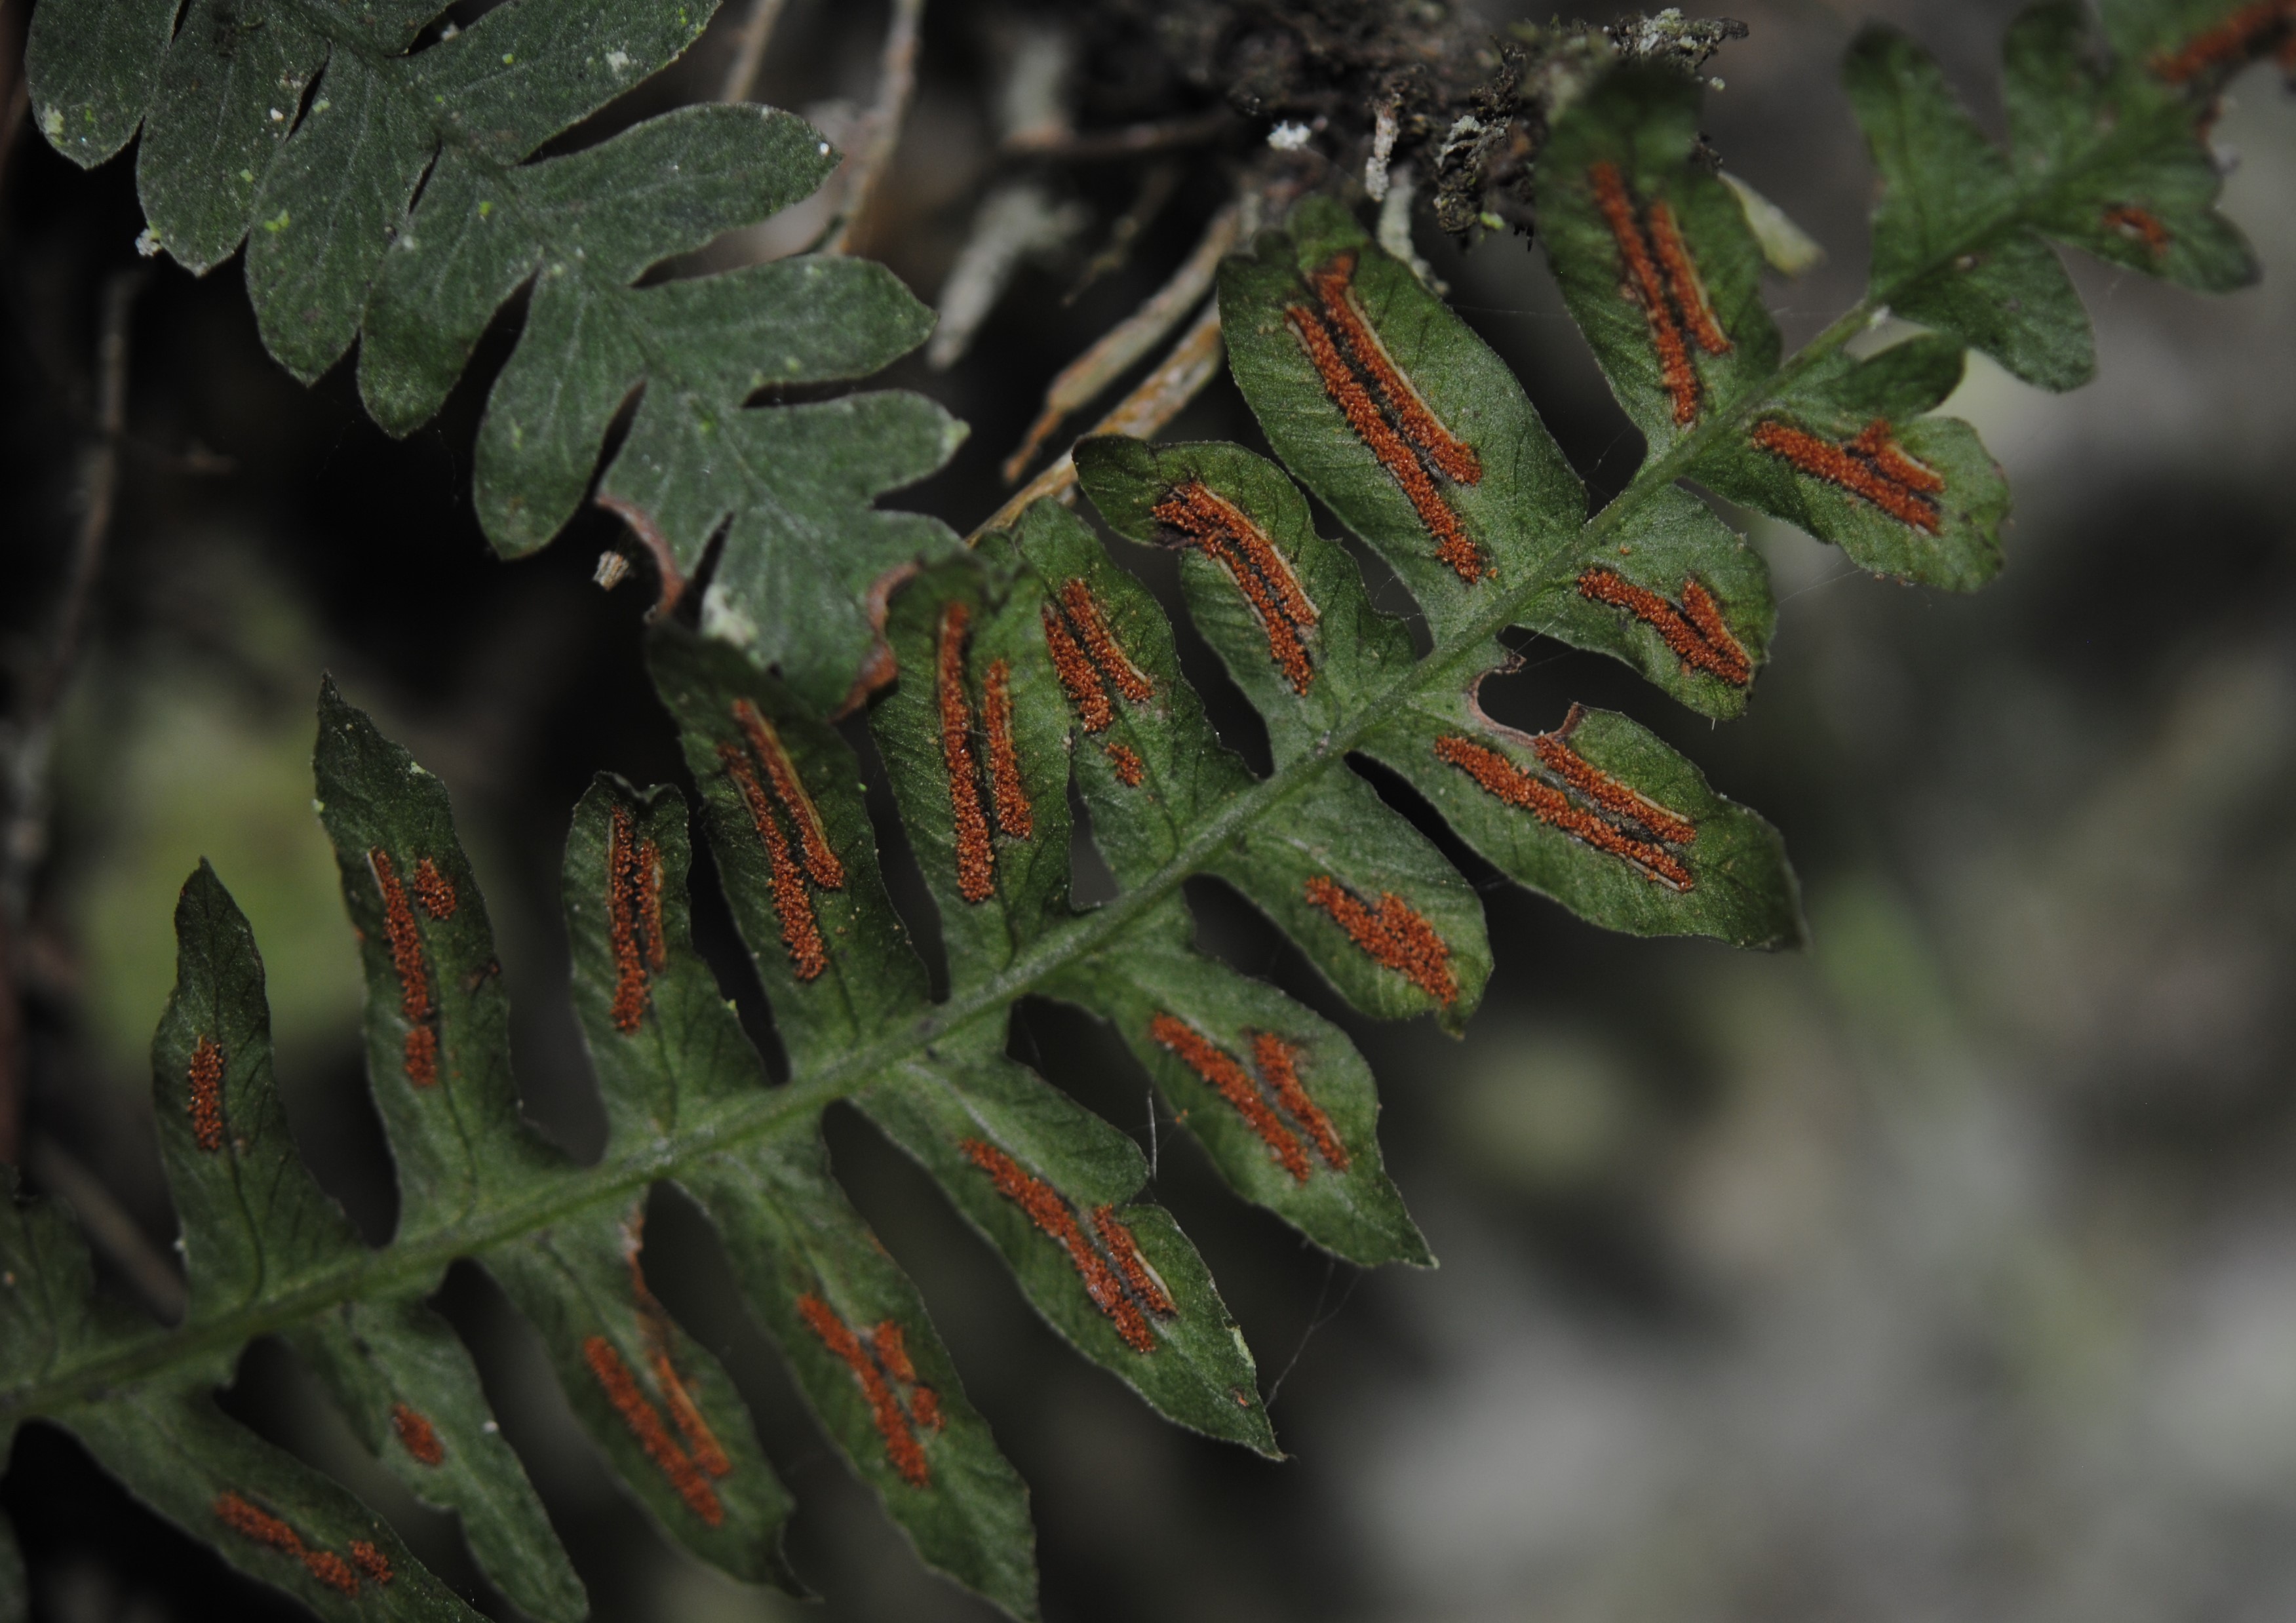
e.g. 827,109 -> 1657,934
0,4 -> 2270,1618
25,0 -> 965,707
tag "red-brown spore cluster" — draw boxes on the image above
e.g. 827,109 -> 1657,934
1300,876 -> 1458,1006
981,658 -> 1034,840
2104,203 -> 2173,257
211,1491 -> 374,1595
959,1137 -> 1171,1352
1433,725 -> 1696,890
935,602 -> 1000,905
2151,1 -> 2296,83
606,805 -> 667,1033
1104,741 -> 1146,787
582,1335 -> 727,1526
1575,568 -> 1753,686
1749,418 -> 1945,533
720,697 -> 845,981
370,848 -> 438,1088
412,857 -> 457,920
1590,161 -> 1732,425
390,1400 -> 446,1466
1151,481 -> 1320,694
1306,252 -> 1483,484
187,1034 -> 225,1153
1293,298 -> 1485,583
1042,579 -> 1156,762
796,1294 -> 941,1487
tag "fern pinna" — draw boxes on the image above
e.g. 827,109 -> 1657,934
3,1 -> 2275,1616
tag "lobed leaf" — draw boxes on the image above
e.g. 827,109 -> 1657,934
28,0 -> 964,709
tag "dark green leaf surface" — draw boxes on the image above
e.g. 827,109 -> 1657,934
23,0 -> 186,166
0,1174 -> 120,1411
651,629 -> 930,1068
1846,25 -> 2097,391
2004,2 -> 2257,292
1047,895 -> 1430,1267
151,863 -> 364,1315
1002,497 -> 1493,1029
558,773 -> 1036,1614
1536,69 -> 1783,452
290,1297 -> 585,1623
484,1198 -> 798,1588
1220,198 -> 1774,719
688,1142 -> 1040,1618
313,680 -> 560,1219
1077,439 -> 1798,948
28,0 -> 962,709
859,1021 -> 1276,1456
67,1384 -> 478,1620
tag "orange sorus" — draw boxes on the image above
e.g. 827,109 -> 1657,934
1152,482 -> 1318,694
2152,0 -> 2295,81
981,658 -> 1034,840
1433,733 -> 1692,890
871,1319 -> 918,1384
731,698 -> 844,888
390,1400 -> 446,1466
211,1491 -> 364,1595
1041,601 -> 1114,730
719,744 -> 830,980
1149,1013 -> 1311,1182
1847,419 -> 1946,494
582,1335 -> 725,1525
1306,251 -> 1483,484
1644,199 -> 1732,356
606,805 -> 664,1033
349,1540 -> 393,1585
2103,203 -> 2173,257
870,1320 -> 946,1431
1057,580 -> 1155,702
412,856 -> 457,920
1590,161 -> 1702,425
797,1293 -> 932,1486
1104,740 -> 1146,786
1749,418 -> 1943,533
1574,568 -> 1752,686
402,1025 -> 438,1091
1528,728 -> 1698,848
648,1348 -> 733,1479
1251,1031 -> 1350,1171
1300,875 -> 1458,1005
370,848 -> 439,1085
937,602 -> 998,905
187,1034 -> 225,1153
960,1137 -> 1160,1352
1091,1204 -> 1177,1317
1287,303 -> 1488,582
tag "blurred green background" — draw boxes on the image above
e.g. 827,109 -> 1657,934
3,1 -> 2292,1620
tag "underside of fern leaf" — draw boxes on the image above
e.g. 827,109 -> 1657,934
1,1 -> 2274,1616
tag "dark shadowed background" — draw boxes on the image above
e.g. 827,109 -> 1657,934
2,0 -> 2292,1618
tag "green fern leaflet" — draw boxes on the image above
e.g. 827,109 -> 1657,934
3,1 -> 2272,1616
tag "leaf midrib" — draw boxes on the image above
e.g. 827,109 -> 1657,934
1,76 -> 2135,1422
